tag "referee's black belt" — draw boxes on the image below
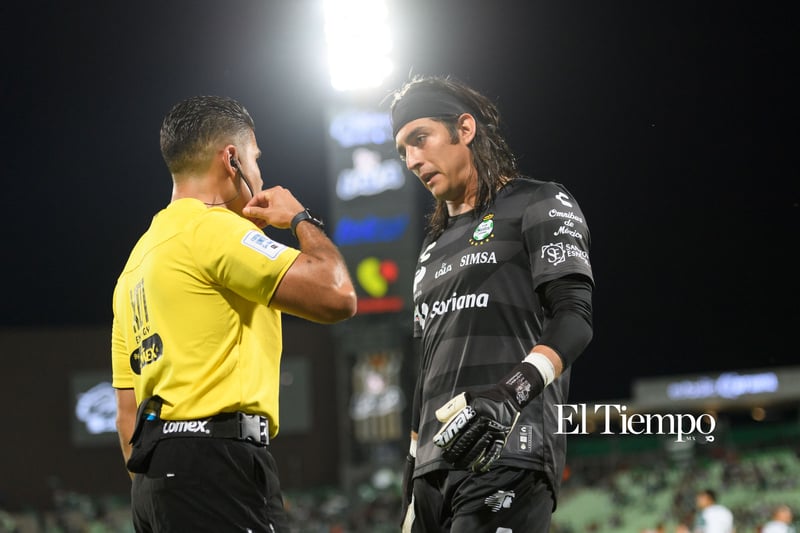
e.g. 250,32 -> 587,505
127,397 -> 269,474
156,412 -> 270,446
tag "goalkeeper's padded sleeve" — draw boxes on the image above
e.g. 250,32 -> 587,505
536,274 -> 593,368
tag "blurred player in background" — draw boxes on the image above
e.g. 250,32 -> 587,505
693,489 -> 734,533
762,504 -> 795,533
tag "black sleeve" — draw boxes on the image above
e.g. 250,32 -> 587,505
410,339 -> 424,433
535,274 -> 593,369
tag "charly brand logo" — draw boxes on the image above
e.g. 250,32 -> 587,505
419,241 -> 437,263
469,214 -> 495,246
413,241 -> 436,300
555,404 -> 717,443
484,490 -> 516,513
413,266 -> 426,298
555,192 -> 573,207
517,425 -> 532,452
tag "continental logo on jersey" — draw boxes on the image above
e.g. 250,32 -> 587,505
468,214 -> 495,246
241,230 -> 289,260
130,333 -> 164,375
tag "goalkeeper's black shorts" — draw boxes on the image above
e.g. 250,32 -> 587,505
406,467 -> 553,533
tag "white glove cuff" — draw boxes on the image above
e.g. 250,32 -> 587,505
523,352 -> 556,387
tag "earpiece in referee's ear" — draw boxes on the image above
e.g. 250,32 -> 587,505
230,156 -> 239,169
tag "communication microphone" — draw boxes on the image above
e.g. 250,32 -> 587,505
204,156 -> 255,206
230,157 -> 255,198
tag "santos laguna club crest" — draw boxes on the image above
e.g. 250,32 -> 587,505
469,213 -> 495,246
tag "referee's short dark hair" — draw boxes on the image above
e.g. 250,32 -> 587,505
160,95 -> 255,175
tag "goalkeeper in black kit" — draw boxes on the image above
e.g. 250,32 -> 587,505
389,75 -> 594,532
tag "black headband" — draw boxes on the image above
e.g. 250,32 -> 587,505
391,87 -> 475,138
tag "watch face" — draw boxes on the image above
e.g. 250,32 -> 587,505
307,210 -> 324,227
291,209 -> 324,236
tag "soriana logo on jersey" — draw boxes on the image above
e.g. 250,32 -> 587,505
355,257 -> 404,313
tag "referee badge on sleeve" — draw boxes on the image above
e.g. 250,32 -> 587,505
241,230 -> 288,260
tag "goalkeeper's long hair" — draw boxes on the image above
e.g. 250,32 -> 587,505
388,75 -> 522,239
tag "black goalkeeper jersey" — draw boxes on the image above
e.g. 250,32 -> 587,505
412,177 -> 593,500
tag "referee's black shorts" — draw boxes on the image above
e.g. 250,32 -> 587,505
131,437 -> 288,532
406,466 -> 554,533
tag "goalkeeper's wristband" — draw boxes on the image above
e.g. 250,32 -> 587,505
499,360 -> 546,409
524,352 -> 556,386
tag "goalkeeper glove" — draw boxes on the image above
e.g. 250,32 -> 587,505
432,361 -> 545,472
400,436 -> 416,529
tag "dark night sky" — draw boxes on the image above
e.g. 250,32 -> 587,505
1,1 -> 796,402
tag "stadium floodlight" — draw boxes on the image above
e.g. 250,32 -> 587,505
323,0 -> 393,92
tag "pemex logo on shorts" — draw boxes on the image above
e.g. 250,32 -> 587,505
469,213 -> 495,246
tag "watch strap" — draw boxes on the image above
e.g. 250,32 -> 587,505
290,209 -> 324,237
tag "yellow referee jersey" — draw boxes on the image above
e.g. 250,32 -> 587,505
111,198 -> 300,437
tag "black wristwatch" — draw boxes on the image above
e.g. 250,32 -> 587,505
290,208 -> 324,237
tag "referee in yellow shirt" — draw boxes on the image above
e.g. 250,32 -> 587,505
111,95 -> 356,532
